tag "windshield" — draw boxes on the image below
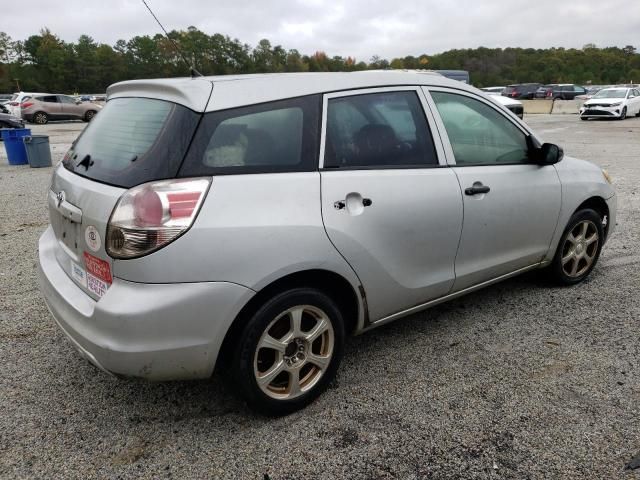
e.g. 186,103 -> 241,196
63,97 -> 200,188
593,89 -> 627,99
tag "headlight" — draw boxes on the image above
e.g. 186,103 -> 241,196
609,102 -> 622,107
602,169 -> 612,184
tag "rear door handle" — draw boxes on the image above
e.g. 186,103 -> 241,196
464,183 -> 490,196
334,197 -> 373,210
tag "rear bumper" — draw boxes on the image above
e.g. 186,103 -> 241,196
38,226 -> 254,380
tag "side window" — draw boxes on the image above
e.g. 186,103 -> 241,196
574,86 -> 585,93
203,108 -> 302,168
38,95 -> 58,103
431,91 -> 530,166
180,95 -> 320,175
324,91 -> 438,168
58,95 -> 75,104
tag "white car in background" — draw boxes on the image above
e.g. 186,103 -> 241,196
580,87 -> 640,120
5,92 -> 49,118
481,86 -> 506,94
490,93 -> 524,119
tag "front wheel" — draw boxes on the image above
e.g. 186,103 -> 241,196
232,288 -> 345,416
83,110 -> 96,122
619,107 -> 627,120
549,209 -> 604,285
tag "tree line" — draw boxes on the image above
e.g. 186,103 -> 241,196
0,28 -> 638,94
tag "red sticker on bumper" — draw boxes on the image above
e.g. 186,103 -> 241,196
83,252 -> 112,284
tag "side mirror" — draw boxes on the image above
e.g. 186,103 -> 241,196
538,143 -> 564,165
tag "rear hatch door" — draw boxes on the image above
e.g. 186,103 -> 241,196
49,81 -> 210,300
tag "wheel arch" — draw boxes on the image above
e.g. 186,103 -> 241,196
216,269 -> 363,373
575,196 -> 610,239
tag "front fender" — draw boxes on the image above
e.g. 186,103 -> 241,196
544,156 -> 616,261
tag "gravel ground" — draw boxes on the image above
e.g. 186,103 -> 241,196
0,116 -> 639,479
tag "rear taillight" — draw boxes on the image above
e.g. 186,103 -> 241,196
106,178 -> 211,259
21,102 -> 33,109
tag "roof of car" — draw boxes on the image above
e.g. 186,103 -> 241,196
107,70 -> 477,112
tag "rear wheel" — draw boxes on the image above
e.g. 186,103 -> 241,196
33,112 -> 48,125
83,110 -> 96,122
549,209 -> 603,285
231,288 -> 345,416
580,116 -> 588,121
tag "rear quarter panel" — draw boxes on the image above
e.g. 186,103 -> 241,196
113,172 -> 363,296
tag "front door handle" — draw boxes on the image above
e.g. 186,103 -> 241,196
464,183 -> 491,196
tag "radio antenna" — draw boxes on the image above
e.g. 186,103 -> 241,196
141,0 -> 203,77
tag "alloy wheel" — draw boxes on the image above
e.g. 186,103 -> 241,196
34,112 -> 47,124
253,305 -> 334,400
561,220 -> 599,278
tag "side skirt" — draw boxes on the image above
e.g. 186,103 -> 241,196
362,262 -> 546,332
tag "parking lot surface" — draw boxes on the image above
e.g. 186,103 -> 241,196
1,116 -> 639,479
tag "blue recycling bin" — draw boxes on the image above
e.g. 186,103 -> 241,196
2,128 -> 32,165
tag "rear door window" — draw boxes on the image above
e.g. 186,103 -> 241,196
63,97 -> 200,188
323,91 -> 438,168
38,95 -> 59,103
180,95 -> 320,176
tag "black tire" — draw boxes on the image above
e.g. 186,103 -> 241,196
580,116 -> 588,121
83,110 -> 96,122
549,209 -> 604,285
619,107 -> 627,120
231,288 -> 345,416
33,112 -> 48,125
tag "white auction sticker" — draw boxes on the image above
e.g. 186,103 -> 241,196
87,273 -> 108,297
84,225 -> 101,252
70,261 -> 87,287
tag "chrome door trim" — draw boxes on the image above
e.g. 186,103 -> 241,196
318,86 -> 449,169
365,262 -> 543,330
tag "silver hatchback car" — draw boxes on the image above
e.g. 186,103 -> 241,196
38,71 -> 616,415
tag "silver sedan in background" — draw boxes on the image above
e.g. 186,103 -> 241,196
38,71 -> 616,415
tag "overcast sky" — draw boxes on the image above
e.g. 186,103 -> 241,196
2,0 -> 639,60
